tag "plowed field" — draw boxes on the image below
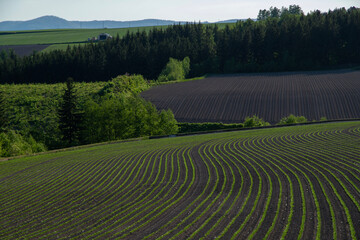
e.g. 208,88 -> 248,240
141,69 -> 360,123
0,45 -> 50,57
1,122 -> 360,239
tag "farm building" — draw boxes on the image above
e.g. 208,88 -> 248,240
98,33 -> 112,40
87,33 -> 113,42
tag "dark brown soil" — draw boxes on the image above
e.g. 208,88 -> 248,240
0,44 -> 50,57
141,69 -> 360,123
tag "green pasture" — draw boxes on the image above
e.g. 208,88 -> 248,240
0,27 -> 162,45
0,23 -> 234,52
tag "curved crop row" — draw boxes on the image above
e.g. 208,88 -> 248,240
0,122 -> 359,239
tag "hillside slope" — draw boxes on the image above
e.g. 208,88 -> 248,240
0,121 -> 359,239
141,69 -> 360,123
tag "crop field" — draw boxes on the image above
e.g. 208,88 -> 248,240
0,44 -> 51,57
141,69 -> 360,124
0,23 -> 233,54
0,27 -> 166,55
0,23 -> 233,46
0,27 -> 162,46
0,121 -> 359,239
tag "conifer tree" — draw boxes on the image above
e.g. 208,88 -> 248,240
58,77 -> 83,147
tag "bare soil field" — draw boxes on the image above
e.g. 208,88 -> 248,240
141,69 -> 360,123
0,44 -> 50,57
0,122 -> 359,239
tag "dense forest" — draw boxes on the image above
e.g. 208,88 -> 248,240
0,6 -> 359,83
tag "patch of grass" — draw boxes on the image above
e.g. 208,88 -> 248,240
150,76 -> 206,86
0,27 -> 164,46
0,23 -> 235,47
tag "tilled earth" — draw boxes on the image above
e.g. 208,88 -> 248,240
0,44 -> 50,57
141,69 -> 360,124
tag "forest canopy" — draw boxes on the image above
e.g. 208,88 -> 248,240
0,6 -> 359,84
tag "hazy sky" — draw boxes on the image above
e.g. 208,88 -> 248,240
0,0 -> 359,22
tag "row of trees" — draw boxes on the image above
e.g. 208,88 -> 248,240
0,6 -> 359,84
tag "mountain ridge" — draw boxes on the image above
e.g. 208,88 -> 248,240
0,16 -> 243,31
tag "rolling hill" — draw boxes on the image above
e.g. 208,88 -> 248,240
1,121 -> 359,239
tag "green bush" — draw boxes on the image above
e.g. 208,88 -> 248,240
244,115 -> 270,128
158,57 -> 191,82
278,114 -> 307,125
82,94 -> 178,144
0,130 -> 46,157
98,74 -> 149,96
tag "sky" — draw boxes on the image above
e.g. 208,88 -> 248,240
0,0 -> 359,22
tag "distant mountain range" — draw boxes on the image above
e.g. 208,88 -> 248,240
0,16 -> 244,31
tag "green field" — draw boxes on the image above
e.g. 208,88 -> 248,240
1,121 -> 359,239
0,23 -> 233,52
0,27 -> 163,45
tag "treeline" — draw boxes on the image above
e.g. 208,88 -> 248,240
0,6 -> 359,84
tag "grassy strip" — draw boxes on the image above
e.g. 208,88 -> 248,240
177,122 -> 244,134
149,76 -> 206,86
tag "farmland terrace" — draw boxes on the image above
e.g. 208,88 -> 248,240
141,69 -> 360,124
